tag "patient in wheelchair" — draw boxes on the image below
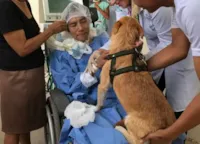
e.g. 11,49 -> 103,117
48,2 -> 128,144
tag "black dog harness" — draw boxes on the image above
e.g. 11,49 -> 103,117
107,47 -> 148,84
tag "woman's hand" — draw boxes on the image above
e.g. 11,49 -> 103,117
142,129 -> 173,144
47,20 -> 67,34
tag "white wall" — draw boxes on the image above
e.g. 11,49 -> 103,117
29,0 -> 44,23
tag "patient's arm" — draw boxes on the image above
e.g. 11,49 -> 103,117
95,2 -> 110,19
147,28 -> 190,71
50,51 -> 97,95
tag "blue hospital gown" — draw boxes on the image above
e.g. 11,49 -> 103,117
50,34 -> 128,144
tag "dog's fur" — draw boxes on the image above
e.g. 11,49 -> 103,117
96,17 -> 176,144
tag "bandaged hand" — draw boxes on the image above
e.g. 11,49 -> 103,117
86,49 -> 109,75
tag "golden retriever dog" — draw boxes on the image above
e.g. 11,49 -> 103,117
96,16 -> 176,144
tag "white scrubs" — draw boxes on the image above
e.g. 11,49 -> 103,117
167,0 -> 200,112
140,7 -> 200,112
102,6 -> 200,112
139,8 -> 173,84
173,0 -> 200,56
107,5 -> 117,35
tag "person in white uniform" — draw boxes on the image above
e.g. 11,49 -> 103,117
139,7 -> 200,118
131,0 -> 200,143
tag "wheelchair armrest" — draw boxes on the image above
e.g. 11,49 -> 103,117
49,88 -> 71,116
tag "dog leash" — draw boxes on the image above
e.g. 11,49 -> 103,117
107,46 -> 148,84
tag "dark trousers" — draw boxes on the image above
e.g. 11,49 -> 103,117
157,70 -> 166,92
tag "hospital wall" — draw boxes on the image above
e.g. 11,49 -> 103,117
29,0 -> 44,24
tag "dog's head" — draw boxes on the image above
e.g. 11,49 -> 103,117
110,16 -> 143,51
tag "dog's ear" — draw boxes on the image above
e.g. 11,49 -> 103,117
126,18 -> 143,46
112,21 -> 122,35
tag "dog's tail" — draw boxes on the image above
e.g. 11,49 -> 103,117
115,126 -> 134,144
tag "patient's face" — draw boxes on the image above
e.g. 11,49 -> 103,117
68,17 -> 90,42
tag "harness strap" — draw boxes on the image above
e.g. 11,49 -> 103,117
107,46 -> 142,60
110,65 -> 147,82
108,48 -> 147,84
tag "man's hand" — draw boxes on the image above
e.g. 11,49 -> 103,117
96,49 -> 109,68
142,129 -> 173,144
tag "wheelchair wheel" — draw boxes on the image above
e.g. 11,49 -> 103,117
48,96 -> 61,143
45,105 -> 56,144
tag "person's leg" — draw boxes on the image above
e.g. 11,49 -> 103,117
175,111 -> 187,134
4,133 -> 19,144
173,111 -> 187,144
19,133 -> 31,144
174,111 -> 183,119
156,70 -> 166,92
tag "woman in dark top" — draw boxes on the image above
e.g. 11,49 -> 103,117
0,0 -> 67,143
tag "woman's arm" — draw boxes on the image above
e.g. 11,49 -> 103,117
50,51 -> 97,95
95,3 -> 110,19
0,1 -> 67,57
3,21 -> 67,57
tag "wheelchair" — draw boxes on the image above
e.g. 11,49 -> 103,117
44,6 -> 99,144
43,36 -> 69,144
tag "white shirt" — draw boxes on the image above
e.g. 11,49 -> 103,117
172,0 -> 200,56
107,5 -> 117,35
139,8 -> 173,84
141,7 -> 200,112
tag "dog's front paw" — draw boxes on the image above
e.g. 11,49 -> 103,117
115,120 -> 126,129
95,105 -> 103,112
